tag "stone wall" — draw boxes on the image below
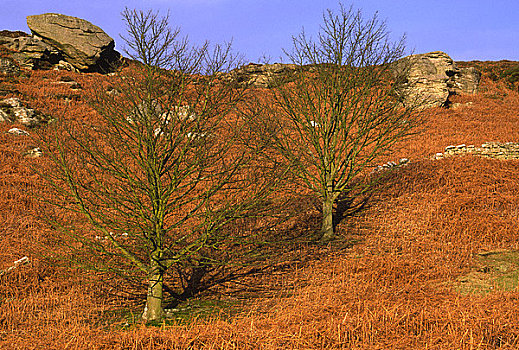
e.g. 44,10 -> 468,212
433,142 -> 519,160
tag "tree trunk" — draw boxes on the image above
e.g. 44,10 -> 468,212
142,261 -> 165,322
320,196 -> 334,243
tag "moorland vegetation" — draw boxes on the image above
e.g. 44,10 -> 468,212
0,4 -> 519,349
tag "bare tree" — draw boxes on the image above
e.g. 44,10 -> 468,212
267,4 -> 419,242
36,9 -> 279,322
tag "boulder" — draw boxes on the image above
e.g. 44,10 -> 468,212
26,13 -> 120,72
7,127 -> 29,136
395,51 -> 481,108
24,147 -> 43,158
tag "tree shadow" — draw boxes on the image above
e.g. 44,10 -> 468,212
333,193 -> 371,230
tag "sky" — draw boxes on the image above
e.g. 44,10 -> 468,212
2,0 -> 518,63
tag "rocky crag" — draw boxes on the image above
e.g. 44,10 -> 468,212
228,52 -> 481,109
395,51 -> 481,108
226,63 -> 297,88
0,97 -> 50,127
0,13 -> 121,73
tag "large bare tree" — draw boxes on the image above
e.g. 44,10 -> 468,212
267,4 -> 419,242
36,9 -> 279,322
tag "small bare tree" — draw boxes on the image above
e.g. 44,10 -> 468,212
267,4 -> 419,242
36,9 -> 279,322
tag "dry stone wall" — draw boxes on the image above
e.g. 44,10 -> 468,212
433,142 -> 519,160
373,142 -> 518,175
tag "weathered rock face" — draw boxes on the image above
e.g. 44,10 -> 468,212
395,51 -> 481,108
0,97 -> 51,127
26,13 -> 121,72
0,35 -> 62,70
228,63 -> 297,88
453,67 -> 481,94
0,56 -> 20,76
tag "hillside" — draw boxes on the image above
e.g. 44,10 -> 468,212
0,57 -> 518,348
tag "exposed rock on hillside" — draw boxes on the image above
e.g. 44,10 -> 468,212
0,14 -> 121,73
26,13 -> 121,72
0,56 -> 21,76
0,97 -> 50,127
454,67 -> 481,94
0,34 -> 62,70
226,54 -> 480,107
7,127 -> 29,136
395,51 -> 481,108
227,63 -> 297,88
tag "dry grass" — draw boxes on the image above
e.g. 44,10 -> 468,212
0,65 -> 519,349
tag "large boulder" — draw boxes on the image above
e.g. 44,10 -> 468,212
26,13 -> 120,72
395,51 -> 481,108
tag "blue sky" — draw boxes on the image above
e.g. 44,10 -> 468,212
3,0 -> 518,62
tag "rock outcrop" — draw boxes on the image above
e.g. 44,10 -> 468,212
0,97 -> 51,127
0,56 -> 21,76
227,63 -> 297,88
453,67 -> 481,94
228,53 -> 480,106
395,51 -> 481,108
0,14 -> 121,73
26,13 -> 121,72
0,34 -> 62,70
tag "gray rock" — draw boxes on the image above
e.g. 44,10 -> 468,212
453,67 -> 481,94
26,13 -> 121,72
24,147 -> 43,158
227,63 -> 297,88
435,142 -> 519,160
0,98 -> 50,127
0,57 -> 20,76
395,51 -> 454,108
0,35 -> 62,70
0,109 -> 9,122
129,101 -> 197,124
54,60 -> 78,72
7,127 -> 29,136
394,51 -> 481,109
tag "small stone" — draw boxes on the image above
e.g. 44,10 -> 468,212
7,127 -> 29,136
106,87 -> 120,96
24,147 -> 43,158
